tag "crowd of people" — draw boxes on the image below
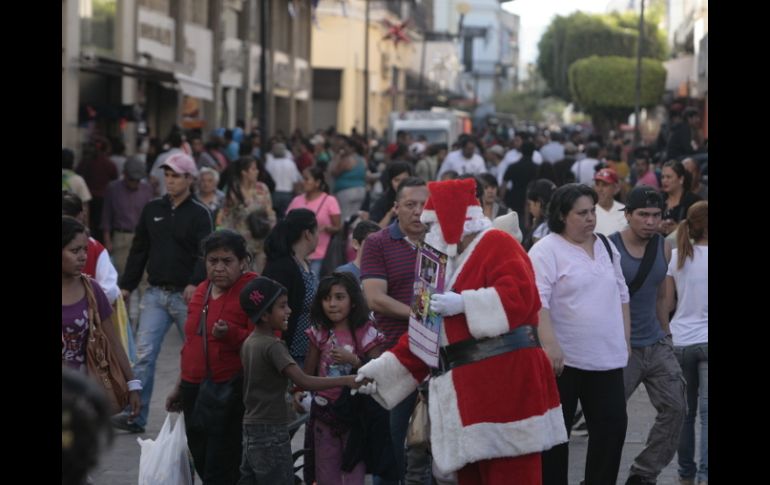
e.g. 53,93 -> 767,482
62,107 -> 707,485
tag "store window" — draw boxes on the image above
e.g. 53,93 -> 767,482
80,0 -> 116,55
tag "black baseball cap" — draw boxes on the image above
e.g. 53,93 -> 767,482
623,186 -> 665,212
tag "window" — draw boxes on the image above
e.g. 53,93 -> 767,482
185,0 -> 209,26
80,0 -> 116,55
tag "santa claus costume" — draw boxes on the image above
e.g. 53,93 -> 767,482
358,178 -> 567,484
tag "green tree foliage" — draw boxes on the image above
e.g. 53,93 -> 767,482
568,56 -> 666,133
537,11 -> 667,102
491,90 -> 566,123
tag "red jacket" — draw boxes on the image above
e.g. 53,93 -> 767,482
180,272 -> 257,383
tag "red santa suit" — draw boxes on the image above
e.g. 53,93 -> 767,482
358,179 -> 567,484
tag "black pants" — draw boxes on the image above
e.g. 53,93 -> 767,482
542,366 -> 628,485
181,378 -> 244,485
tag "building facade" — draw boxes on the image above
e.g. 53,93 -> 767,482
62,0 -> 312,159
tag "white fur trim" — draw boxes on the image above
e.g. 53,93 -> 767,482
492,211 -> 523,242
446,228 -> 493,289
466,204 -> 484,219
462,217 -> 492,239
357,352 -> 419,410
421,209 -> 437,224
462,287 -> 510,339
429,372 -> 568,475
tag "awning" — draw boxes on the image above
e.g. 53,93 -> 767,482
81,55 -> 214,101
174,72 -> 214,101
81,56 -> 176,83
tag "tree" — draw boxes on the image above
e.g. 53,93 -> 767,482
568,56 -> 666,135
491,90 -> 566,124
537,11 -> 667,102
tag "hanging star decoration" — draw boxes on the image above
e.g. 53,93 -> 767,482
382,18 -> 413,46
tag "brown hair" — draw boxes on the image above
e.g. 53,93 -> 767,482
676,200 -> 708,270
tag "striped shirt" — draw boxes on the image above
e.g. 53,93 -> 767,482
360,222 -> 418,349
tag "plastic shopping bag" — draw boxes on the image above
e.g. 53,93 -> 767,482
137,412 -> 193,485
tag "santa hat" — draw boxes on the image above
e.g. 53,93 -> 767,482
421,178 -> 485,257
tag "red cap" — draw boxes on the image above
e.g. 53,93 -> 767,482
594,167 -> 619,184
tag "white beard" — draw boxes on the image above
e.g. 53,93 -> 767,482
423,217 -> 493,256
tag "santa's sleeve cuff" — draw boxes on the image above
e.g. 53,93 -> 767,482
462,287 -> 510,339
358,351 -> 419,410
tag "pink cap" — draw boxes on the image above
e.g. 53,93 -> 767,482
160,153 -> 199,177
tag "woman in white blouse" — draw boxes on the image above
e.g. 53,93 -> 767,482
528,183 -> 631,485
664,201 -> 708,485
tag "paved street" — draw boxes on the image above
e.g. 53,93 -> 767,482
92,328 -> 692,485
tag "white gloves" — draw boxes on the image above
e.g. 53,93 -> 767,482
430,291 -> 465,316
351,373 -> 377,395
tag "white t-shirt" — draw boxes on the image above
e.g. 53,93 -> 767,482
529,233 -> 630,371
667,246 -> 708,346
436,150 -> 487,178
595,200 -> 628,236
265,155 -> 302,192
571,157 -> 600,185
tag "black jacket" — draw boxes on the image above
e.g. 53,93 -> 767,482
120,193 -> 213,291
262,255 -> 307,353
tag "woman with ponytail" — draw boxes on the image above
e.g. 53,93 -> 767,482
664,201 -> 708,485
262,208 -> 320,366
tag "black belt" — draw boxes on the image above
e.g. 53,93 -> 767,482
435,325 -> 540,374
155,284 -> 186,293
113,228 -> 134,234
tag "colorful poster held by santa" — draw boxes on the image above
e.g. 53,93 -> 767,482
408,243 -> 447,367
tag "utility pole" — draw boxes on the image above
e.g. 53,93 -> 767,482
364,0 -> 370,142
634,0 -> 645,146
259,0 -> 269,156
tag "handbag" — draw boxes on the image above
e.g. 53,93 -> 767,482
190,284 -> 240,432
83,275 -> 130,415
406,390 -> 430,447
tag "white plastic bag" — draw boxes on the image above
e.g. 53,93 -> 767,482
137,412 -> 193,485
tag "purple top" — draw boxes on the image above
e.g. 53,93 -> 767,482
62,279 -> 113,372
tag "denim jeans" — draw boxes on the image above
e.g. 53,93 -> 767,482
623,337 -> 686,480
130,286 -> 188,427
310,258 -> 323,281
390,390 -> 418,480
674,343 -> 708,483
237,423 -> 294,485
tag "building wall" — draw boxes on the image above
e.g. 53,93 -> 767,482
311,0 -> 416,135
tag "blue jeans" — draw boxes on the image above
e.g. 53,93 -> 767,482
129,286 -> 188,427
310,258 -> 323,280
674,343 -> 708,483
386,389 -> 427,484
237,423 -> 294,485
